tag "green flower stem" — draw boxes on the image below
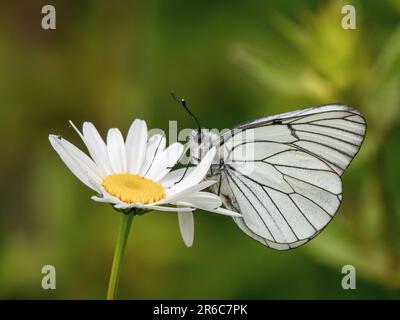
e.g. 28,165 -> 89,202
107,212 -> 134,300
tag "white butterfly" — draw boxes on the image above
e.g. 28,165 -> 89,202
173,94 -> 366,250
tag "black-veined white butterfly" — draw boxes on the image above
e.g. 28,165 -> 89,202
172,93 -> 366,250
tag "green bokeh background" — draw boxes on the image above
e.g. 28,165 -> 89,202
0,0 -> 399,299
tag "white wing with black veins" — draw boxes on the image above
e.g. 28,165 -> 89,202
211,104 -> 366,250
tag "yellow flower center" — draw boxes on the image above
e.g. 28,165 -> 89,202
102,174 -> 165,204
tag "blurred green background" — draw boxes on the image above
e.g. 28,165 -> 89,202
0,0 -> 399,299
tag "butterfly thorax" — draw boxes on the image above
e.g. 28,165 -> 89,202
189,129 -> 219,164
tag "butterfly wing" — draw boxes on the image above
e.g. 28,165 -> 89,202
211,104 -> 366,250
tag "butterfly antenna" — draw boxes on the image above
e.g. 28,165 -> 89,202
170,91 -> 201,134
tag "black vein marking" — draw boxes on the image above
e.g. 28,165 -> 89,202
264,240 -> 271,247
262,149 -> 339,173
227,161 -> 339,233
344,115 -> 365,124
296,138 -> 354,158
224,147 -> 292,163
309,118 -> 366,126
289,115 -> 366,125
228,140 -> 294,160
294,144 -> 345,172
226,164 -> 295,194
223,123 -> 362,177
225,169 -> 277,242
303,123 -> 365,137
259,185 -> 300,241
224,134 -> 347,174
262,148 -> 295,161
273,165 -> 340,196
234,215 -> 271,247
271,165 -> 338,219
294,129 -> 360,147
217,106 -> 364,147
235,172 -> 299,241
291,191 -> 334,218
273,163 -> 334,173
227,159 -> 340,239
279,173 -> 296,195
288,124 -> 300,140
272,110 -> 361,125
344,119 -> 365,125
229,157 -> 339,198
307,120 -> 366,134
237,109 -> 361,129
289,142 -> 344,173
288,193 -> 318,232
219,128 -> 239,146
284,117 -> 303,124
265,165 -> 321,232
224,163 -> 338,248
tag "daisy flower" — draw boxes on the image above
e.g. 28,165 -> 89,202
49,119 -> 239,299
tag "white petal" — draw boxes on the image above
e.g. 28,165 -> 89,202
81,122 -> 113,175
167,147 -> 216,196
155,180 -> 216,205
143,204 -> 194,212
178,211 -> 194,247
151,143 -> 184,181
145,142 -> 183,181
140,134 -> 166,176
91,194 -> 120,204
107,128 -> 127,173
160,167 -> 196,188
179,191 -> 222,209
69,120 -> 85,140
178,201 -> 241,217
49,135 -> 102,192
144,152 -> 168,181
163,143 -> 184,167
125,119 -> 148,174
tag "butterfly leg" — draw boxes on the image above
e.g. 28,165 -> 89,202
217,159 -> 225,196
217,172 -> 222,196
